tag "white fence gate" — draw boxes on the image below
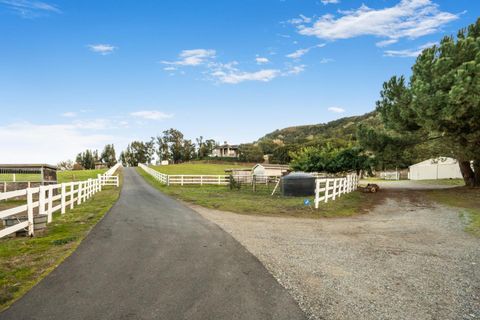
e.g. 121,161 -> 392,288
0,163 -> 121,239
314,173 -> 358,209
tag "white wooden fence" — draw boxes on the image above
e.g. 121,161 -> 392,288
0,164 -> 121,239
314,173 -> 358,209
139,164 -> 278,186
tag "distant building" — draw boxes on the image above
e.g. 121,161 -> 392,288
252,164 -> 290,177
211,143 -> 239,158
95,161 -> 108,170
408,157 -> 463,180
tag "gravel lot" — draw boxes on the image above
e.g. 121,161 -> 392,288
190,193 -> 480,320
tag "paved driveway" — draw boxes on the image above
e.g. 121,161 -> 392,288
0,168 -> 305,320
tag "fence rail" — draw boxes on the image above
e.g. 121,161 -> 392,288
314,173 -> 358,209
0,163 -> 122,239
139,164 -> 278,186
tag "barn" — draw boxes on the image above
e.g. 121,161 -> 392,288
408,157 -> 463,180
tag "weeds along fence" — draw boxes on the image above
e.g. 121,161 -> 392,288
0,163 -> 122,239
314,173 -> 358,209
139,164 -> 278,186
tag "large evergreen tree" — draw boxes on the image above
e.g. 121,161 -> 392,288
376,18 -> 480,186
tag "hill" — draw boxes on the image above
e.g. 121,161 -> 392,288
252,111 -> 380,164
258,111 -> 378,147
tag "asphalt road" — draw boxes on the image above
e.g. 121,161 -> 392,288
1,168 -> 305,320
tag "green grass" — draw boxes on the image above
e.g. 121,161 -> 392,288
151,163 -> 251,175
414,178 -> 465,186
427,187 -> 480,236
0,170 -> 122,311
57,169 -> 108,183
0,174 -> 41,182
0,170 -> 107,183
138,167 -> 377,219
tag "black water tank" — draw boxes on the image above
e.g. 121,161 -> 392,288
281,172 -> 316,197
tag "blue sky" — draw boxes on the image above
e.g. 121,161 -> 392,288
1,0 -> 478,163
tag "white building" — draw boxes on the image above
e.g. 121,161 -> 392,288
210,143 -> 239,158
252,164 -> 290,177
408,157 -> 463,180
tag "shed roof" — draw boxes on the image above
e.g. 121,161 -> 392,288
409,157 -> 458,168
253,164 -> 290,170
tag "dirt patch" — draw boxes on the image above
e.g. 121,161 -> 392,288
190,193 -> 480,320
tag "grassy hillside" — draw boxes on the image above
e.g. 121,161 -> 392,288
259,112 -> 377,146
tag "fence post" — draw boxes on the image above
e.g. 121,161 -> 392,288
70,182 -> 75,209
200,176 -> 203,186
324,179 -> 330,203
47,185 -> 53,223
39,185 -> 46,216
98,174 -> 102,192
61,183 -> 66,214
315,179 -> 320,209
27,188 -> 34,236
116,175 -> 119,187
181,176 -> 184,186
89,179 -> 92,198
332,179 -> 337,200
77,182 -> 82,205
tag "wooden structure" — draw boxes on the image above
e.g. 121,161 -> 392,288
0,164 -> 58,185
0,163 -> 121,239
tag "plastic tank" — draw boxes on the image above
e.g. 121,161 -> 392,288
281,172 -> 316,197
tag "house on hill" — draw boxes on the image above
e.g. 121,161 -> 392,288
252,164 -> 290,177
210,143 -> 239,158
408,157 -> 463,180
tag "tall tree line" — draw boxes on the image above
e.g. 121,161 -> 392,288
75,144 -> 117,169
119,128 -> 218,167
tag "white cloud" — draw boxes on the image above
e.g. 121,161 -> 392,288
162,49 -> 216,66
130,110 -> 173,120
255,57 -> 269,64
0,122 -> 114,163
286,48 -> 310,59
384,42 -> 436,57
163,66 -> 177,71
320,58 -> 334,64
296,0 -> 458,44
0,0 -> 61,17
376,39 -> 399,47
285,65 -> 306,75
211,68 -> 280,84
61,112 -> 77,118
288,14 -> 312,25
328,107 -> 345,113
321,0 -> 339,5
286,44 -> 325,59
88,44 -> 117,55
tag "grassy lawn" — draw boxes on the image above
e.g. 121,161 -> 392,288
0,170 -> 122,311
151,163 -> 252,175
57,169 -> 107,183
0,174 -> 41,182
0,170 -> 107,183
415,179 -> 465,186
426,187 -> 480,237
138,167 -> 377,219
